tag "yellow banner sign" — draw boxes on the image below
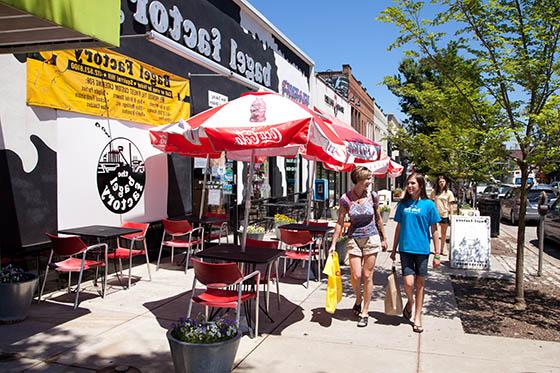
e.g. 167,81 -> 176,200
26,49 -> 190,126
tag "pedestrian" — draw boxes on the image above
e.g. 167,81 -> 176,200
430,175 -> 456,256
329,166 -> 387,327
390,173 -> 441,333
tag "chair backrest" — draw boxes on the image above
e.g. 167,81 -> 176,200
246,238 -> 279,249
279,229 -> 313,246
122,221 -> 149,235
191,258 -> 243,286
162,219 -> 192,235
205,212 -> 227,219
303,220 -> 329,228
46,233 -> 88,256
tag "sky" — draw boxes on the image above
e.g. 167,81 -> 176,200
249,0 -> 407,121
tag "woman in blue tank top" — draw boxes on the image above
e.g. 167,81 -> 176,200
390,173 -> 441,333
329,166 -> 387,327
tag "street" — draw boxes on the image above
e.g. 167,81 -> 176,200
499,220 -> 560,266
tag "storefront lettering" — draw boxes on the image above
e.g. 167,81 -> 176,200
282,80 -> 309,107
234,128 -> 282,146
324,95 -> 344,114
127,0 -> 273,88
74,49 -> 171,88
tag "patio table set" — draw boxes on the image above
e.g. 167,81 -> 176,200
40,91 -> 402,336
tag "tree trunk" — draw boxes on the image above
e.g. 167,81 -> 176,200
514,164 -> 528,309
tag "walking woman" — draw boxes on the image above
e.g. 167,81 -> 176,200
329,166 -> 387,327
430,176 -> 456,256
390,173 -> 440,333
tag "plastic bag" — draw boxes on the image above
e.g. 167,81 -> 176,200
384,263 -> 403,316
323,252 -> 343,314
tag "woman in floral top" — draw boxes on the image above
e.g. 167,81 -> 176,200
329,166 -> 387,327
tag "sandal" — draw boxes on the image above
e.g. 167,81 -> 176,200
402,301 -> 412,320
352,303 -> 361,316
412,324 -> 424,333
357,316 -> 368,327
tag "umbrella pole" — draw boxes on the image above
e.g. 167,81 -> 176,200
306,160 -> 315,221
198,154 -> 210,221
241,150 -> 255,252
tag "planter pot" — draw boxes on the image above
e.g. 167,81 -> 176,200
0,274 -> 39,323
381,210 -> 390,224
167,331 -> 241,373
238,231 -> 265,241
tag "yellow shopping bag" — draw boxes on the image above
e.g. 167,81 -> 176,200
322,252 -> 343,314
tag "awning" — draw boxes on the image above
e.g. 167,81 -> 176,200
0,0 -> 120,54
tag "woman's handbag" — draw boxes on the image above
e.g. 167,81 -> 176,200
323,252 -> 343,314
384,262 -> 403,316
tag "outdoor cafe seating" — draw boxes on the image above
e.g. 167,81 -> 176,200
278,228 -> 319,289
156,219 -> 204,274
106,221 -> 151,289
40,234 -> 109,309
245,238 -> 281,312
187,258 -> 261,337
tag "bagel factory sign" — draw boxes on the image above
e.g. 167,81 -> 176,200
121,0 -> 279,90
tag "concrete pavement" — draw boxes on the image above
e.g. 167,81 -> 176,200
1,213 -> 559,372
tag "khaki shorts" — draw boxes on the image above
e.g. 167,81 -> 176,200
346,235 -> 382,257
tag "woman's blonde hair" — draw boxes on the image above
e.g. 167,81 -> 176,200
350,166 -> 372,184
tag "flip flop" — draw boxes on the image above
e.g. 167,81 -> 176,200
352,303 -> 361,316
357,316 -> 368,327
402,301 -> 412,320
413,324 -> 424,333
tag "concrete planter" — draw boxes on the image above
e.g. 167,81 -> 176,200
238,231 -> 265,241
167,331 -> 241,373
0,274 -> 38,323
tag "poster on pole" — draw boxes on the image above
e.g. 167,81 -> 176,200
450,216 -> 491,270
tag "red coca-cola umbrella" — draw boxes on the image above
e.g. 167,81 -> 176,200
361,156 -> 404,178
150,92 -> 347,250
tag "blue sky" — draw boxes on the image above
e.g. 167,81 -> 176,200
249,0 -> 406,121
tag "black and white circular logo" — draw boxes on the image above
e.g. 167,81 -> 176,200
97,138 -> 145,214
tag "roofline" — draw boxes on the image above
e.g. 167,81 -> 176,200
233,0 -> 315,67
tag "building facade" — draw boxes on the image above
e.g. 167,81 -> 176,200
0,0 -> 314,253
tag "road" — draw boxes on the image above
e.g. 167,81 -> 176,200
499,219 -> 560,266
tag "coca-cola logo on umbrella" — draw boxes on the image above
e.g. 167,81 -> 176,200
234,128 -> 283,146
97,138 -> 145,214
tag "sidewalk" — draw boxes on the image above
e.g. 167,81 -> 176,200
1,216 -> 559,372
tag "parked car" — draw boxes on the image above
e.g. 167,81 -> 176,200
551,181 -> 559,191
480,184 -> 515,199
501,186 -> 558,224
537,198 -> 560,245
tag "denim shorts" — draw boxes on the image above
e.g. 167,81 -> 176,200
400,252 -> 429,277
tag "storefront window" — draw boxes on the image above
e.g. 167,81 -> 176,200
285,157 -> 297,196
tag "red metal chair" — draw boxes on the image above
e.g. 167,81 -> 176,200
279,229 -> 319,288
246,238 -> 281,311
187,258 -> 260,337
205,212 -> 229,244
303,220 -> 331,266
107,222 -> 151,289
157,219 -> 204,273
40,234 -> 108,309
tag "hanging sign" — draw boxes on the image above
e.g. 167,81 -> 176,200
26,49 -> 190,126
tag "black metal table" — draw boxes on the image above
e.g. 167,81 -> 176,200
277,223 -> 334,234
58,225 -> 143,288
59,225 -> 142,239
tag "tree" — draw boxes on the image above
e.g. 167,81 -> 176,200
380,0 -> 560,308
384,44 -> 508,183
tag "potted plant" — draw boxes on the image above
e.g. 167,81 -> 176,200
380,205 -> 391,224
393,188 -> 404,200
167,315 -> 240,373
0,265 -> 39,323
239,224 -> 266,240
273,213 -> 295,238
